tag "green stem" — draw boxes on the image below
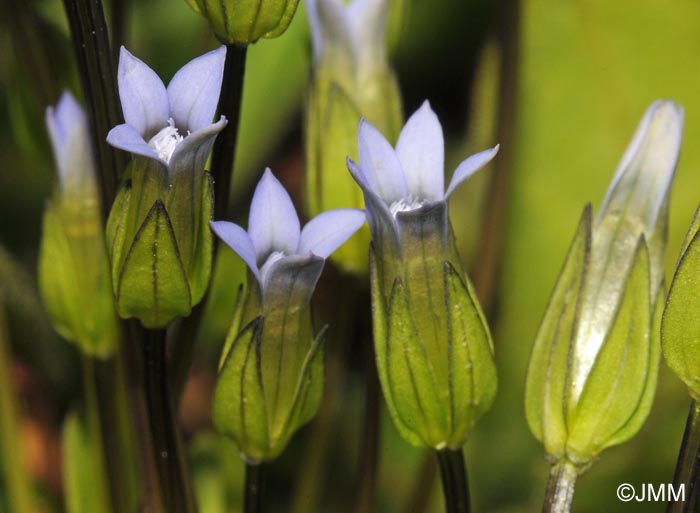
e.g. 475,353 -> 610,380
62,0 -> 126,213
143,328 -> 198,513
110,0 -> 128,64
541,462 -> 578,513
667,400 -> 700,513
436,449 -> 470,513
82,355 -> 115,513
244,463 -> 264,513
210,43 -> 248,220
0,298 -> 35,513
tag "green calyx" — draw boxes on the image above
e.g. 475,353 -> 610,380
369,206 -> 497,450
212,276 -> 326,462
525,205 -> 660,465
185,0 -> 300,44
39,193 -> 119,358
106,159 -> 214,329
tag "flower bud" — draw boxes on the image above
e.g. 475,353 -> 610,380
348,103 -> 499,449
305,0 -> 402,275
210,170 -> 364,461
39,91 -> 119,357
185,0 -> 300,44
525,100 -> 683,467
106,47 -> 226,328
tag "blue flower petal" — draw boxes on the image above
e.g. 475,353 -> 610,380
358,119 -> 407,204
107,123 -> 163,163
46,91 -> 87,183
169,116 -> 227,179
210,221 -> 261,283
298,208 -> 366,258
395,101 -> 444,201
167,46 -> 226,133
248,169 -> 301,262
117,47 -> 169,137
445,145 -> 499,199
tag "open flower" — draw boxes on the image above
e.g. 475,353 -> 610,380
107,46 -> 227,176
347,101 -> 499,450
348,101 -> 498,261
105,46 -> 227,328
210,169 -> 365,462
211,169 -> 366,295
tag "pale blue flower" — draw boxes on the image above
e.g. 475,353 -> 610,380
107,46 -> 227,177
46,91 -> 96,193
347,100 -> 498,246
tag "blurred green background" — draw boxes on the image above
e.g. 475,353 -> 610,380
1,0 -> 699,512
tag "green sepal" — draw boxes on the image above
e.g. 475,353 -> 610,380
566,238 -> 651,463
385,276 -> 447,449
370,249 -> 425,447
218,285 -> 245,372
212,317 -> 270,463
186,172 -> 214,305
106,184 -> 131,293
39,200 -> 118,358
662,203 -> 700,400
115,200 -> 192,329
525,205 -> 591,458
213,316 -> 326,462
443,261 -> 497,448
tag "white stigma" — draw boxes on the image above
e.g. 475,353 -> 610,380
389,196 -> 423,217
260,251 -> 286,283
148,118 -> 185,164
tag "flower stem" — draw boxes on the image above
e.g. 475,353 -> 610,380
210,43 -> 248,220
142,328 -> 198,513
541,462 -> 578,513
667,400 -> 700,513
436,448 -> 470,513
244,462 -> 265,513
62,0 -> 126,213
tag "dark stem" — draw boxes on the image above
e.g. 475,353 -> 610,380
667,400 -> 700,513
353,336 -> 381,513
541,462 -> 577,513
244,462 -> 265,513
123,323 -> 166,513
109,0 -> 128,64
62,0 -> 126,214
210,44 -> 248,221
142,328 -> 198,513
436,449 -> 470,513
471,0 -> 521,317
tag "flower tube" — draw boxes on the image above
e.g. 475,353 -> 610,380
106,46 -> 227,328
210,169 -> 365,462
348,101 -> 499,450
